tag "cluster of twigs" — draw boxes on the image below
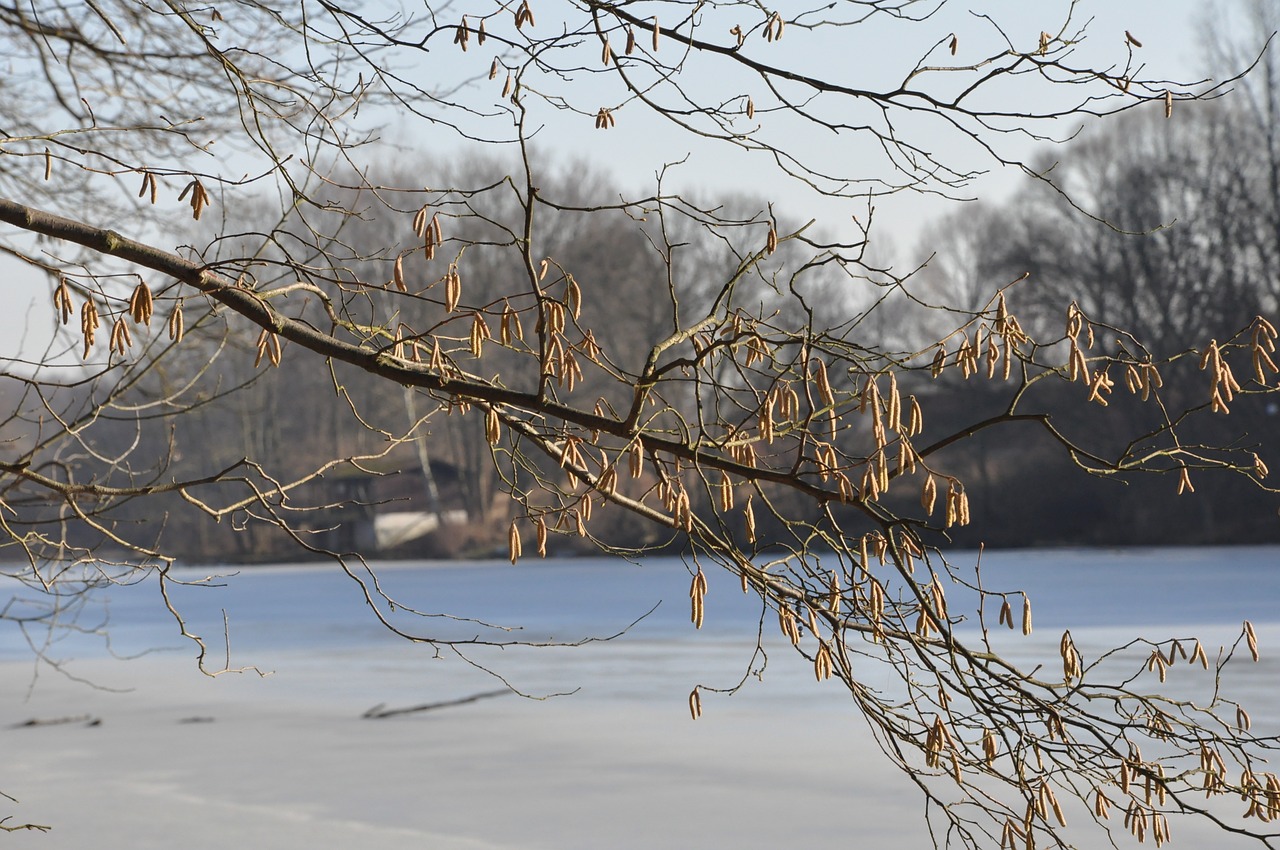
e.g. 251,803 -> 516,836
0,2 -> 1278,847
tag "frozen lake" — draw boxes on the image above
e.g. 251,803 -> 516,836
1,546 -> 1278,848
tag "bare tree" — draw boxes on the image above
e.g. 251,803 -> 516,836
910,9 -> 1280,545
2,2 -> 1280,847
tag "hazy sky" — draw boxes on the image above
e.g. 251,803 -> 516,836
0,0 -> 1253,362
564,0 -> 1234,259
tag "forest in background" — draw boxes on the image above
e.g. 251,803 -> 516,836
8,89 -> 1278,564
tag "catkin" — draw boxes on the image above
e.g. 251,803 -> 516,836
868,578 -> 884,623
178,179 -> 210,220
1045,782 -> 1067,827
514,0 -> 534,28
886,372 -> 901,431
167,304 -> 184,343
763,11 -> 784,41
128,282 -> 153,326
469,311 -> 490,357
860,463 -> 880,502
814,642 -> 833,681
80,299 -> 99,358
598,465 -> 617,497
500,302 -> 521,345
252,329 -> 281,367
508,521 -> 522,563
536,515 -> 548,557
393,254 -> 407,292
1177,465 -> 1195,495
446,265 -> 462,312
897,439 -> 916,477
137,171 -> 158,205
1060,630 -> 1081,680
718,471 -> 733,511
813,359 -> 834,407
907,395 -> 923,436
690,569 -> 707,629
778,607 -> 800,645
565,275 -> 582,320
109,317 -> 133,355
920,474 -> 937,516
930,343 -> 947,378
758,394 -> 775,443
674,487 -> 692,532
628,441 -> 643,479
485,407 -> 500,445
53,279 -> 73,325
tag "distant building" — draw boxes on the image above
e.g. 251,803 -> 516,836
303,451 -> 465,555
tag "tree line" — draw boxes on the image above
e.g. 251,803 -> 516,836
31,83 -> 1280,564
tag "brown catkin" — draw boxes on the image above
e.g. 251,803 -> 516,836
446,265 -> 462,312
628,441 -> 643,479
813,358 -> 834,407
690,569 -> 707,629
393,254 -> 407,292
814,642 -> 832,681
535,516 -> 548,557
167,304 -> 184,342
508,521 -> 522,563
921,474 -> 937,516
718,471 -> 734,511
486,407 -> 500,445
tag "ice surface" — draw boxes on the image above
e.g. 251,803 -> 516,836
2,547 -> 1277,848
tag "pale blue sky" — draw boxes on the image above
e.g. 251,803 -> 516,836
516,0 -> 1234,256
0,0 -> 1255,360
